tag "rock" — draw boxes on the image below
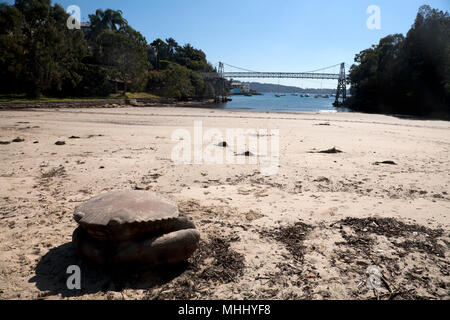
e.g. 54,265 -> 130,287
125,99 -> 139,106
73,227 -> 199,265
218,141 -> 228,147
72,190 -> 199,265
373,160 -> 397,165
0,141 -> 10,145
55,141 -> 65,145
318,147 -> 342,154
12,137 -> 24,143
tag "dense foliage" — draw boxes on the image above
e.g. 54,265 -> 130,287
0,0 -> 88,97
347,6 -> 450,118
0,0 -> 224,99
146,38 -> 223,100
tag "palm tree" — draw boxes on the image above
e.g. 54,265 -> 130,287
88,9 -> 128,39
150,39 -> 168,69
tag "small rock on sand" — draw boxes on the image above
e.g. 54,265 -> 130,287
318,147 -> 342,154
373,160 -> 397,165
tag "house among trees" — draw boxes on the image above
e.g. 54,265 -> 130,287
230,82 -> 249,94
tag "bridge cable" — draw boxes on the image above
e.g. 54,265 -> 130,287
302,63 -> 342,73
222,63 -> 259,73
221,62 -> 343,74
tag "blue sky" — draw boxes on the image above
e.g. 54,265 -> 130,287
4,0 -> 450,88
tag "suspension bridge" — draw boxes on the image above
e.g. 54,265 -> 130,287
202,62 -> 348,107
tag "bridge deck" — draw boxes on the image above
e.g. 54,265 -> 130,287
224,72 -> 340,80
202,72 -> 341,80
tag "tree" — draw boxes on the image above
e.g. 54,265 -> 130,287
87,9 -> 128,40
347,5 -> 449,118
166,37 -> 179,59
0,0 -> 88,97
0,2 -> 220,100
149,38 -> 168,70
158,62 -> 195,100
93,29 -> 149,93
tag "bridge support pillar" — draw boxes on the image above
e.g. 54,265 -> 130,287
333,63 -> 346,107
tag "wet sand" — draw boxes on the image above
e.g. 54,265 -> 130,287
0,106 -> 449,300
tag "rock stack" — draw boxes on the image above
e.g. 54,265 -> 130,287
72,190 -> 200,266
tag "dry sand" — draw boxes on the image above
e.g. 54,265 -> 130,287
0,106 -> 449,300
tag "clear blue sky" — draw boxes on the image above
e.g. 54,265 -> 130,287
4,0 -> 450,88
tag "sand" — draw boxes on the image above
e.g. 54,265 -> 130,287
0,106 -> 449,300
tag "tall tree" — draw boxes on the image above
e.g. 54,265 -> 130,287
0,0 -> 88,96
149,38 -> 168,70
93,29 -> 149,93
347,5 -> 449,118
87,9 -> 128,39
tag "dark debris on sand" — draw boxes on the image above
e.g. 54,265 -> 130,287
40,165 -> 66,179
309,147 -> 343,154
218,141 -> 228,147
12,137 -> 24,143
319,147 -> 343,154
373,161 -> 397,165
334,217 -> 448,299
339,217 -> 444,242
145,235 -> 245,300
259,222 -> 312,263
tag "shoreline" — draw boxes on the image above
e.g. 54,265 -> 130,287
0,98 -> 219,110
2,99 -> 447,122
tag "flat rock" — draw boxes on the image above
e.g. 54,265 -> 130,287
74,190 -> 193,241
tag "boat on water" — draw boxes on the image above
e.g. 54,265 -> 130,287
322,94 -> 330,98
275,94 -> 282,98
291,93 -> 298,96
314,94 -> 320,98
300,94 -> 304,97
305,93 -> 310,97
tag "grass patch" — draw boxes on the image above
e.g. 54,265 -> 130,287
119,92 -> 160,99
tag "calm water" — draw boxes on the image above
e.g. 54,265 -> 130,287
218,92 -> 348,113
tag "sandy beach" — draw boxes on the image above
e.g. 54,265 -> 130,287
0,106 -> 449,300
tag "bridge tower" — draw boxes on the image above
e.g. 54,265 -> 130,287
216,62 -> 227,102
218,62 -> 224,78
333,63 -> 346,107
